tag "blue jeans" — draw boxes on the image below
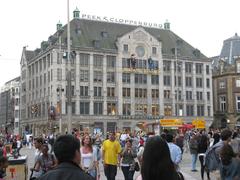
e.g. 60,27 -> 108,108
191,153 -> 198,170
121,166 -> 135,180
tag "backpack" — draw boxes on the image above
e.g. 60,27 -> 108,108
205,144 -> 221,172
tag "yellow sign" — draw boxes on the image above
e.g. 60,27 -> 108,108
160,119 -> 183,127
192,119 -> 206,129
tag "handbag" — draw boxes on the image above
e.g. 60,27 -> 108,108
134,161 -> 140,172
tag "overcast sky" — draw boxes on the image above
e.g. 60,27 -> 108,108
0,0 -> 239,87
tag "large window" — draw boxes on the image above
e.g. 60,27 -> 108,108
197,105 -> 204,116
72,102 -> 76,114
206,65 -> 210,74
107,103 -> 116,115
135,104 -> 147,115
123,104 -> 131,115
135,74 -> 147,84
80,102 -> 89,115
186,105 -> 194,116
107,72 -> 115,83
80,53 -> 89,66
197,91 -> 203,100
206,78 -> 210,88
185,77 -> 192,87
123,88 -> 130,97
174,76 -> 182,86
135,88 -> 147,98
219,96 -> 226,112
164,90 -> 170,99
207,92 -> 210,101
94,71 -> 102,82
122,58 -> 131,68
186,91 -> 192,100
94,87 -> 102,97
163,61 -> 171,72
80,86 -> 88,96
136,59 -> 147,69
152,89 -> 159,98
196,78 -> 203,88
152,104 -> 159,116
164,105 -> 172,116
151,75 -> 159,85
107,87 -> 115,97
219,81 -> 225,89
163,76 -> 171,86
94,102 -> 103,115
80,70 -> 89,82
185,62 -> 192,73
175,90 -> 182,100
122,73 -> 130,83
93,55 -> 103,68
107,56 -> 116,68
196,63 -> 203,74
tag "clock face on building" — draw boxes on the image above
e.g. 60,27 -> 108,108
135,46 -> 145,57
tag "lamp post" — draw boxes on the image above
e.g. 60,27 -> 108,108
66,0 -> 72,134
175,39 -> 182,117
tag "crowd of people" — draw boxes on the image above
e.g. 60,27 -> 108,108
0,127 -> 239,180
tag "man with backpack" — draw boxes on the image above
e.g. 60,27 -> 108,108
205,129 -> 232,178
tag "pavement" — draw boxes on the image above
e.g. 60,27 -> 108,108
20,146 -> 218,180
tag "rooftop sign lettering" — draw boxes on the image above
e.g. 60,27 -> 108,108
81,14 -> 163,29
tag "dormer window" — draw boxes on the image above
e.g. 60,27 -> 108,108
93,40 -> 100,49
101,31 -> 108,38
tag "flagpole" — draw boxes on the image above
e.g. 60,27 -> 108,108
67,0 -> 72,134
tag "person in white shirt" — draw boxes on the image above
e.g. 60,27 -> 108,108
30,137 -> 44,179
80,134 -> 100,180
166,134 -> 182,170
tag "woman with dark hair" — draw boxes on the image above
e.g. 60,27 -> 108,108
80,134 -> 100,180
34,144 -> 57,175
212,133 -> 220,146
197,134 -> 210,180
136,136 -> 184,180
220,144 -> 240,180
121,138 -> 137,180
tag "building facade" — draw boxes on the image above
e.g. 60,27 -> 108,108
213,33 -> 240,128
20,9 -> 213,135
0,77 -> 20,135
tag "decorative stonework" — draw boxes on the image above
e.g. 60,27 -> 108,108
133,30 -> 147,41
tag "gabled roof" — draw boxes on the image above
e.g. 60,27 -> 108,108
34,18 -> 208,60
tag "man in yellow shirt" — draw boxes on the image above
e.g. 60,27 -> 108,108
102,132 -> 121,180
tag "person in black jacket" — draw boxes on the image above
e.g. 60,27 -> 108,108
198,134 -> 210,180
38,135 -> 94,180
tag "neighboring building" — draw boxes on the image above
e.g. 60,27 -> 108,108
20,9 -> 213,135
0,77 -> 20,135
212,33 -> 240,128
